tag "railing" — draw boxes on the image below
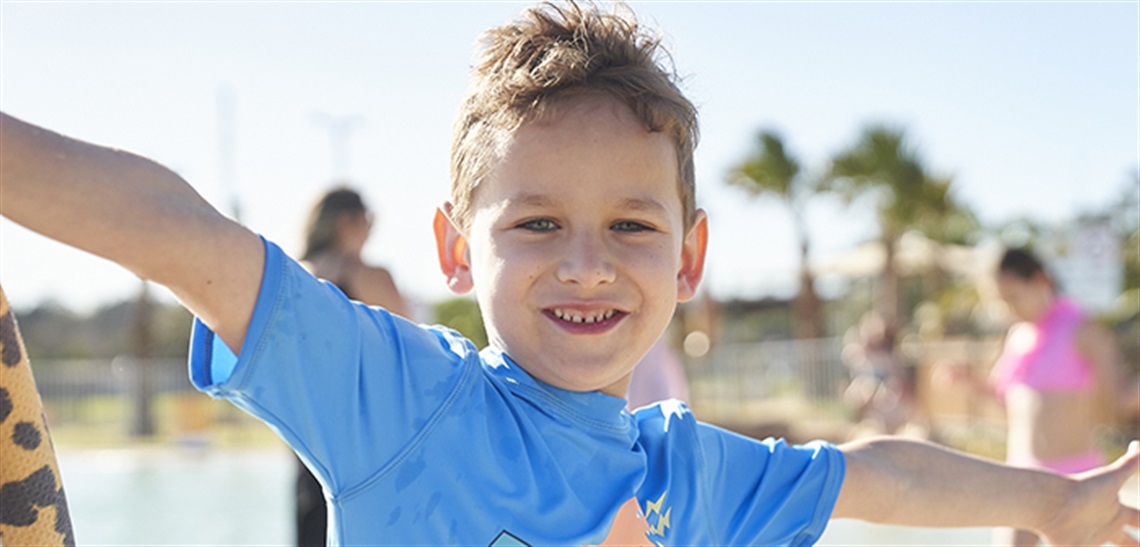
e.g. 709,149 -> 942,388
687,337 -> 847,407
683,336 -> 1014,448
684,337 -> 850,440
28,337 -> 1010,446
29,357 -> 274,445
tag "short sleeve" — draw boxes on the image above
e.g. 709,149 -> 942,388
698,425 -> 845,546
188,238 -> 477,494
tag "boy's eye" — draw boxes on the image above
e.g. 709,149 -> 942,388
612,220 -> 653,232
517,218 -> 559,231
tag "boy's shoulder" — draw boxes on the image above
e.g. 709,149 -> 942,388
427,322 -> 482,362
632,399 -> 698,435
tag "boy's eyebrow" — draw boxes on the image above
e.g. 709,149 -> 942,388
506,193 -> 558,209
615,197 -> 669,215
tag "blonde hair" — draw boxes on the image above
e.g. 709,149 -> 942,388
449,0 -> 699,231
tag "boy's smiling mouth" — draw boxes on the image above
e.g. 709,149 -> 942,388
550,308 -> 617,323
544,307 -> 626,333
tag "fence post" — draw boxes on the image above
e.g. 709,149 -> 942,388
128,282 -> 156,437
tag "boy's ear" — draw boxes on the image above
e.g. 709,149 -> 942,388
676,209 -> 708,303
433,203 -> 474,294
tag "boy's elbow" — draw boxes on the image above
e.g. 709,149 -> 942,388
833,436 -> 911,523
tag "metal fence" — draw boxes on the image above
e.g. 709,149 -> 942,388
682,335 -> 1018,449
688,338 -> 847,400
29,357 -> 271,444
32,358 -> 187,400
29,337 -> 1009,445
685,337 -> 849,425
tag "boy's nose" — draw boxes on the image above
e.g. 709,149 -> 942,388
556,232 -> 617,287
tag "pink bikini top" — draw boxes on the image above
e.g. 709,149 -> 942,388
989,297 -> 1093,400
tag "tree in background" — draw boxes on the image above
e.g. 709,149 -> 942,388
727,130 -> 825,340
825,124 -> 976,343
17,299 -> 192,360
432,296 -> 488,349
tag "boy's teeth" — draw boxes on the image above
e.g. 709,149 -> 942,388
553,308 -> 616,323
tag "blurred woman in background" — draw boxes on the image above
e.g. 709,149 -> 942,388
939,247 -> 1127,546
300,186 -> 407,317
295,186 -> 407,546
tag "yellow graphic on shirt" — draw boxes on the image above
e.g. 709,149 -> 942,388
591,490 -> 673,547
644,491 -> 672,537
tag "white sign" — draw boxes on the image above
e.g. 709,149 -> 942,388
1043,219 -> 1122,313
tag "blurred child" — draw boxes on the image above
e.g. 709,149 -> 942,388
842,312 -> 922,438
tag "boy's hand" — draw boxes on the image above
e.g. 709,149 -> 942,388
1036,441 -> 1140,546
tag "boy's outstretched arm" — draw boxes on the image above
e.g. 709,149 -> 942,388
0,112 -> 263,352
834,437 -> 1140,546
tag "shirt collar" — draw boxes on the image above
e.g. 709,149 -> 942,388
480,347 -> 637,440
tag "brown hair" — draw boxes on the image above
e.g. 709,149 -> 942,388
998,246 -> 1058,292
302,186 -> 368,261
448,0 -> 699,231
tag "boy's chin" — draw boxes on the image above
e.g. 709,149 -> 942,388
531,365 -> 633,397
493,341 -> 638,396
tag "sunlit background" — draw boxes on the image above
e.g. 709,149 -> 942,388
3,2 -> 1135,311
1,2 -> 1137,545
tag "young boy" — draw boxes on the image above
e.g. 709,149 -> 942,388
2,2 -> 1137,545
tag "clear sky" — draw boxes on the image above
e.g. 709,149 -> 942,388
2,1 -> 1136,313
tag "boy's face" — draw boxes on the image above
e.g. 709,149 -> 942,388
434,95 -> 707,398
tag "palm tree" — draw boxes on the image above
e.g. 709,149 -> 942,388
727,130 -> 825,340
825,124 -> 974,342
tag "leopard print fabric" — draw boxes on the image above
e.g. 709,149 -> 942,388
0,285 -> 75,546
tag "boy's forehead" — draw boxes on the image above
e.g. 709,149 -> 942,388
507,95 -> 675,167
472,97 -> 682,207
